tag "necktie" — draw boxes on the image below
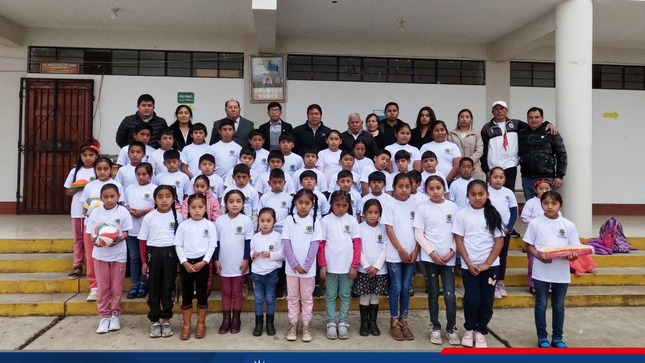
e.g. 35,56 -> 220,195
503,132 -> 508,150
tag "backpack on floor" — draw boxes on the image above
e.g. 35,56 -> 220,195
598,217 -> 632,253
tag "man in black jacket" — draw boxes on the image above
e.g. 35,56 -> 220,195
209,99 -> 255,147
115,94 -> 168,149
258,102 -> 293,151
292,104 -> 331,154
340,113 -> 378,159
518,106 -> 567,200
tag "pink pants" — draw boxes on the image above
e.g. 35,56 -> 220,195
286,275 -> 315,324
83,233 -> 96,289
94,260 -> 126,318
220,275 -> 245,311
71,218 -> 85,268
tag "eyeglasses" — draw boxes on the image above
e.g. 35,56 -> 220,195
269,108 -> 281,113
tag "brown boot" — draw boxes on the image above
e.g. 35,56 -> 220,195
390,318 -> 404,341
180,308 -> 192,340
230,310 -> 242,334
195,308 -> 207,339
399,317 -> 414,340
218,310 -> 231,334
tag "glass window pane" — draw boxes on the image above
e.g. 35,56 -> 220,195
533,79 -> 555,87
31,47 -> 57,57
534,71 -> 554,80
511,78 -> 532,87
511,70 -> 532,79
288,56 -> 311,65
112,66 -> 138,75
533,63 -> 555,72
167,68 -> 191,77
601,81 -> 622,89
364,73 -> 387,82
414,60 -> 436,69
462,61 -> 484,70
437,76 -> 461,84
140,51 -> 164,60
113,50 -> 138,59
313,56 -> 336,65
625,82 -> 643,90
511,62 -> 532,71
139,67 -> 165,76
59,48 -> 84,58
462,76 -> 485,85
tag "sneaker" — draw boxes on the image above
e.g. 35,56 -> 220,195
461,330 -> 474,347
326,322 -> 338,340
161,322 -> 173,337
510,229 -> 521,238
127,289 -> 137,299
108,313 -> 121,331
286,322 -> 297,341
149,322 -> 162,338
337,321 -> 349,340
497,281 -> 507,297
551,340 -> 568,348
86,288 -> 98,301
313,286 -> 324,299
447,331 -> 460,346
474,331 -> 487,348
96,318 -> 110,334
136,289 -> 146,299
494,284 -> 502,299
302,322 -> 313,342
430,330 -> 443,345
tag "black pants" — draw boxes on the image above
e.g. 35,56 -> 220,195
275,261 -> 286,295
147,246 -> 177,322
180,256 -> 209,309
498,234 -> 511,280
461,265 -> 500,335
503,166 -> 517,191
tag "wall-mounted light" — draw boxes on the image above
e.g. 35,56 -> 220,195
110,7 -> 120,20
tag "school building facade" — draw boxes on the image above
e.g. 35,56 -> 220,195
0,0 -> 643,236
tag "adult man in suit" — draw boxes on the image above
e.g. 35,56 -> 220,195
258,102 -> 293,151
209,99 -> 255,147
340,113 -> 378,159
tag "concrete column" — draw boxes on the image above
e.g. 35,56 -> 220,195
485,61 -> 510,117
555,0 -> 593,236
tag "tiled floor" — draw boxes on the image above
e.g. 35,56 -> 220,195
1,214 -> 644,239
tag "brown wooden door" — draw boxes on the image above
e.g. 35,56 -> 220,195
19,78 -> 94,214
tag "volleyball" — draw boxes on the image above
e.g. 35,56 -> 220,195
91,222 -> 121,247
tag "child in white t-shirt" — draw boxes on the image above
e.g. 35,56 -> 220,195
116,123 -> 155,167
180,123 -> 211,179
149,129 -> 179,175
327,150 -> 360,194
279,133 -> 304,178
210,119 -> 242,178
385,123 -> 421,172
153,149 -> 191,203
523,191 -> 579,349
317,130 -> 344,188
248,130 -> 270,181
449,157 -> 475,209
115,141 -> 146,189
293,149 -> 328,194
352,139 -> 373,179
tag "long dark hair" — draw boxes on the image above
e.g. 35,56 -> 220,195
329,190 -> 352,216
223,189 -> 246,215
73,144 -> 99,182
289,189 -> 319,230
467,180 -> 503,234
187,193 -> 208,220
154,185 -> 179,233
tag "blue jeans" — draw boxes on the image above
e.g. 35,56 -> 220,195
461,265 -> 499,334
423,262 -> 456,332
125,235 -> 145,291
387,262 -> 416,318
534,279 -> 568,341
522,177 -> 554,201
252,270 -> 279,315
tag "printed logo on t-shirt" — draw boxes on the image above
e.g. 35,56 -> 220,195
144,193 -> 151,200
343,224 -> 351,233
305,225 -> 314,234
169,222 -> 176,230
235,226 -> 243,234
210,186 -> 216,192
229,150 -> 235,155
114,218 -> 121,224
558,229 -> 566,238
269,244 -> 274,251
377,234 -> 384,243
281,201 -> 288,208
203,229 -> 210,237
89,176 -> 96,181
175,180 -> 180,186
445,214 -> 453,223
409,211 -> 415,220
245,196 -> 250,201
444,148 -> 450,154
505,196 -> 510,201
262,158 -> 267,165
290,164 -> 296,171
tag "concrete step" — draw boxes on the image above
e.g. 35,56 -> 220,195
0,253 -> 72,273
508,236 -> 645,251
0,239 -> 73,253
3,285 -> 644,316
506,250 -> 645,268
0,273 -> 80,293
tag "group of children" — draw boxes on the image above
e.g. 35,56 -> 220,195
64,115 -> 580,348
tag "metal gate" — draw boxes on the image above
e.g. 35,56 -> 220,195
18,78 -> 94,214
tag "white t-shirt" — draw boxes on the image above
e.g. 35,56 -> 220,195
327,170 -> 361,194
448,177 -> 472,209
123,183 -> 157,236
138,209 -> 184,247
520,197 -> 561,223
251,148 -> 270,180
409,192 -> 430,205
259,191 -> 293,233
153,171 -> 191,202
488,185 -> 518,226
222,184 -> 259,217
358,222 -> 389,275
327,189 -> 362,217
352,157 -> 373,180
313,189 -> 331,216
316,148 -> 342,187
174,218 -> 217,263
357,193 -> 393,218
382,197 -> 419,262
187,173 -> 225,199
63,167 -> 96,218
292,167 -> 327,193
360,165 -> 393,192
79,179 -> 124,219
282,214 -> 322,278
181,143 -> 212,176
320,213 -> 360,274
250,231 -> 284,275
451,206 -> 503,266
210,141 -> 242,178
255,171 -> 296,195
223,168 -> 260,189
115,164 -> 138,189
385,143 -> 421,172
149,148 -> 182,175
282,153 -> 305,177
116,144 -> 155,166
420,170 -> 449,195
420,141 -> 461,178
85,205 -> 133,263
215,213 -> 254,277
523,215 -> 580,284
413,200 -> 458,265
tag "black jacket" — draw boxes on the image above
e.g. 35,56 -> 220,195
115,112 -> 168,149
518,122 -> 567,179
340,130 -> 379,159
292,122 -> 332,154
168,121 -> 194,151
258,120 -> 293,150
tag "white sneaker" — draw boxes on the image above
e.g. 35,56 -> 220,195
447,330 -> 460,346
96,318 -> 110,334
494,284 -> 502,299
87,288 -> 98,301
461,330 -> 474,347
498,281 -> 507,296
286,322 -> 297,341
302,322 -> 313,342
430,330 -> 443,345
474,331 -> 488,348
337,321 -> 349,340
326,322 -> 337,340
161,322 -> 173,337
108,313 -> 120,331
149,322 -> 162,338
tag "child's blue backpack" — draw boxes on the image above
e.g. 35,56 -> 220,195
599,217 -> 632,253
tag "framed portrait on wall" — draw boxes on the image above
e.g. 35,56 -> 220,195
250,55 -> 285,103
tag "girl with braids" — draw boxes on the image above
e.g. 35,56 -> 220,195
451,180 -> 504,348
319,191 -> 361,340
282,189 -> 321,342
139,185 -> 183,338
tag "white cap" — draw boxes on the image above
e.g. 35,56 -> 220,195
491,100 -> 508,109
